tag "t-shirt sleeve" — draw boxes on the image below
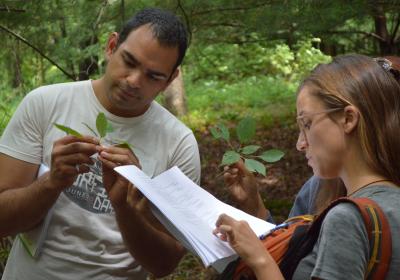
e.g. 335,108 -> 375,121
0,90 -> 45,164
289,176 -> 320,217
311,203 -> 369,280
169,131 -> 201,185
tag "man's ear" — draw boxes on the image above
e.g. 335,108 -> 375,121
343,105 -> 360,134
105,32 -> 119,61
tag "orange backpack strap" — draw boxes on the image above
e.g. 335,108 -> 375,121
346,197 -> 391,280
231,216 -> 314,280
308,197 -> 392,280
219,197 -> 391,280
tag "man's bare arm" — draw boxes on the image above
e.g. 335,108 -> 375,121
115,189 -> 185,277
0,135 -> 98,237
0,154 -> 57,237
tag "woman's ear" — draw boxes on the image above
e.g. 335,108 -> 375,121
343,105 -> 360,134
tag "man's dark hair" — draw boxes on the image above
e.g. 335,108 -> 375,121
117,7 -> 188,72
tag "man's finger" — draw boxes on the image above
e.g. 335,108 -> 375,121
98,155 -> 119,169
55,135 -> 99,145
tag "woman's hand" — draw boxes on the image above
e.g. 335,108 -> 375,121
214,214 -> 270,267
224,160 -> 269,219
214,214 -> 284,280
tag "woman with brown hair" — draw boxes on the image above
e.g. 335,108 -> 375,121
215,54 -> 400,279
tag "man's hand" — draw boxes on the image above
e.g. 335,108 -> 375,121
97,145 -> 185,276
97,145 -> 142,209
49,135 -> 98,192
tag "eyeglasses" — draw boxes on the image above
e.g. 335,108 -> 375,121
296,108 -> 343,141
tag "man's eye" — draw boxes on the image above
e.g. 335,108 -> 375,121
147,74 -> 165,82
123,59 -> 136,68
148,75 -> 159,81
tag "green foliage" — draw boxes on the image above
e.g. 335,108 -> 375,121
185,37 -> 331,84
210,123 -> 230,141
182,75 -> 298,131
236,117 -> 256,144
211,117 -> 284,176
96,112 -> 109,138
0,86 -> 22,136
54,112 -> 131,150
258,149 -> 285,163
221,150 -> 241,166
244,158 -> 266,176
54,123 -> 82,138
0,236 -> 13,274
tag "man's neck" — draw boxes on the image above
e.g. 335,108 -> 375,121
91,78 -> 150,118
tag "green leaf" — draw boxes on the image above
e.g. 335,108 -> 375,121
244,158 -> 266,176
258,149 -> 285,163
82,122 -> 98,137
54,123 -> 82,137
116,141 -> 133,151
106,122 -> 114,133
221,150 -> 241,166
96,112 -> 108,138
218,123 -> 230,141
241,145 -> 261,155
210,123 -> 230,141
210,127 -> 222,139
236,117 -> 256,144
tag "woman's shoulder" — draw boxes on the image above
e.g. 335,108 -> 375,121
319,199 -> 377,247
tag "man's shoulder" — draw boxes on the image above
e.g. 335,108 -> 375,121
30,80 -> 90,96
151,102 -> 193,135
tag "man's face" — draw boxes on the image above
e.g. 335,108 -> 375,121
102,24 -> 179,117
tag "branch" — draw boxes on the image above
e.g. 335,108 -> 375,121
92,0 -> 108,34
201,36 -> 279,45
326,30 -> 386,42
191,2 -> 271,16
197,22 -> 245,29
176,0 -> 192,45
391,12 -> 400,43
0,25 -> 76,80
0,7 -> 25,13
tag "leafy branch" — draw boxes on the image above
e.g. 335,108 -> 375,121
210,117 -> 284,176
0,24 -> 76,80
54,112 -> 132,150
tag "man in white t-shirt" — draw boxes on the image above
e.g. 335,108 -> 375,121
0,8 -> 200,280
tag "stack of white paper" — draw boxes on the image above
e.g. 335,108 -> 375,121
115,165 -> 275,272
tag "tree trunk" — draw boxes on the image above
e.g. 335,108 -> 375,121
370,1 -> 398,55
162,67 -> 188,116
11,40 -> 23,88
38,56 -> 45,85
78,38 -> 99,81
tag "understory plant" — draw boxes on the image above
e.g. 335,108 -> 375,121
210,117 -> 284,176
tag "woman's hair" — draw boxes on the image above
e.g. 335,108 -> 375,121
299,54 -> 400,214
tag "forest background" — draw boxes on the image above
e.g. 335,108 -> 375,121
0,0 -> 399,279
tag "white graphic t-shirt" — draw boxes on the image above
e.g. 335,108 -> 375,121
0,80 -> 201,280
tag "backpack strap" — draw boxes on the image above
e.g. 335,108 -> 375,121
308,197 -> 391,280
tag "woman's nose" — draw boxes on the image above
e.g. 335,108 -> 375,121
296,132 -> 307,152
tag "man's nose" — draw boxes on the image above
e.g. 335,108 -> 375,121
126,69 -> 142,88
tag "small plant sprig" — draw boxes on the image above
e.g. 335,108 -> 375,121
210,117 -> 284,176
54,112 -> 132,150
